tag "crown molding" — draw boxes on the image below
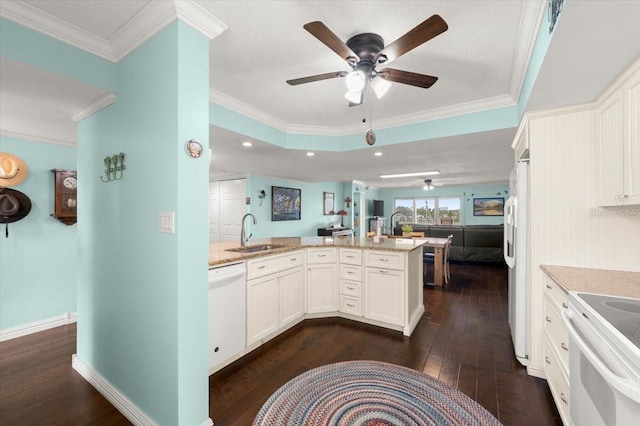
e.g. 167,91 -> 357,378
0,129 -> 75,147
209,88 -> 292,132
1,0 -> 228,63
509,0 -> 547,100
110,0 -> 228,62
0,0 -> 113,60
71,94 -> 116,122
211,88 -> 516,137
175,0 -> 228,40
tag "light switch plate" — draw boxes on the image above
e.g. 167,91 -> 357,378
159,211 -> 175,233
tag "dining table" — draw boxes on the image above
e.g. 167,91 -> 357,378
386,235 -> 450,286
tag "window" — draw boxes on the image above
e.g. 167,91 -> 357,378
394,197 -> 461,225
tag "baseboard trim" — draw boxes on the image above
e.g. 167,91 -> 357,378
0,312 -> 77,342
72,354 -> 157,426
72,355 -> 213,426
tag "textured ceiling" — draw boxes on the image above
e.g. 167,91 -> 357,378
2,1 -> 639,189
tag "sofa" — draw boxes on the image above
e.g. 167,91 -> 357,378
393,224 -> 504,263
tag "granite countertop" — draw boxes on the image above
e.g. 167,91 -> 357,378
541,265 -> 640,299
209,236 -> 426,268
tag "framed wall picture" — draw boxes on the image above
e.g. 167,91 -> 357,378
323,192 -> 335,215
473,197 -> 505,216
272,186 -> 301,221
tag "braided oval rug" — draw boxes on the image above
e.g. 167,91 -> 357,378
253,360 -> 502,426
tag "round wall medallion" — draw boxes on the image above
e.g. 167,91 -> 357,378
185,139 -> 204,159
365,129 -> 376,146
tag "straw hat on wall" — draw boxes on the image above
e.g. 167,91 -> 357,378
0,152 -> 29,187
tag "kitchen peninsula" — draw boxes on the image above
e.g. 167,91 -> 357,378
208,236 -> 427,373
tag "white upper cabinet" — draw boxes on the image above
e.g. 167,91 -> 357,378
596,63 -> 640,206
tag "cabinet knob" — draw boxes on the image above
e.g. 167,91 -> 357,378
546,284 -> 552,289
562,302 -> 568,309
561,342 -> 568,351
545,356 -> 551,364
560,393 -> 567,404
545,316 -> 551,323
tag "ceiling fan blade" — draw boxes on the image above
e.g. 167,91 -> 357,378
287,71 -> 347,86
376,15 -> 448,65
303,21 -> 358,62
379,69 -> 438,89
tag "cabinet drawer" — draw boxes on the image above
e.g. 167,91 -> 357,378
339,295 -> 362,316
307,248 -> 337,264
340,264 -> 362,281
544,339 -> 570,424
247,250 -> 303,279
544,297 -> 570,371
364,250 -> 405,271
340,280 -> 362,297
340,248 -> 362,265
543,274 -> 569,311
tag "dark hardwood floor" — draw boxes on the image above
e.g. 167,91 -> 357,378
0,323 -> 130,425
208,263 -> 562,426
0,263 -> 562,425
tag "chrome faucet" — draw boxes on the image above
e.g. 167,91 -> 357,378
240,213 -> 257,246
390,211 -> 400,234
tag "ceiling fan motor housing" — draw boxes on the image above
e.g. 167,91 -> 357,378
346,33 -> 385,75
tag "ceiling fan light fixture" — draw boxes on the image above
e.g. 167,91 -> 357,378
345,70 -> 366,92
372,77 -> 392,98
423,179 -> 434,191
344,89 -> 362,104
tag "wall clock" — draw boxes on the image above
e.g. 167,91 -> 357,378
51,169 -> 77,225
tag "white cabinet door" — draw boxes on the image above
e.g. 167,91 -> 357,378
279,266 -> 304,327
307,263 -> 337,313
596,65 -> 640,206
596,92 -> 625,206
364,267 -> 404,326
623,68 -> 640,204
246,274 -> 279,346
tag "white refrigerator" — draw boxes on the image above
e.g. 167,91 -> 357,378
504,160 -> 530,366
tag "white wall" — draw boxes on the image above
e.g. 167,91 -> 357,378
526,105 -> 640,376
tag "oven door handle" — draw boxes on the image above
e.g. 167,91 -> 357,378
563,309 -> 640,404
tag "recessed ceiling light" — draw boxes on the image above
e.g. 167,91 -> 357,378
374,152 -> 383,156
242,141 -> 252,147
379,171 -> 440,179
306,152 -> 315,157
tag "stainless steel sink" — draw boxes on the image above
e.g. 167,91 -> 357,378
226,244 -> 285,254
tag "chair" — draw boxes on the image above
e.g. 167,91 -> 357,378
423,234 -> 453,285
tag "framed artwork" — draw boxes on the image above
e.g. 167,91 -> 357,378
272,186 -> 301,221
473,197 -> 505,216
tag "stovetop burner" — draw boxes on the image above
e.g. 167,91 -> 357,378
576,293 -> 640,350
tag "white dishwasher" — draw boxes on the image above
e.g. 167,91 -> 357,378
208,262 -> 246,374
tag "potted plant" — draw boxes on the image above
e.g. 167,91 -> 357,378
401,224 -> 413,236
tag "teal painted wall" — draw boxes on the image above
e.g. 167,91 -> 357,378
245,175 -> 344,238
377,183 -> 509,226
76,22 -> 209,426
0,17 -> 117,92
517,6 -> 560,116
211,103 -> 521,153
0,137 -> 77,330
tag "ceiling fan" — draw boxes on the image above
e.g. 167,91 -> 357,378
286,15 -> 448,106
